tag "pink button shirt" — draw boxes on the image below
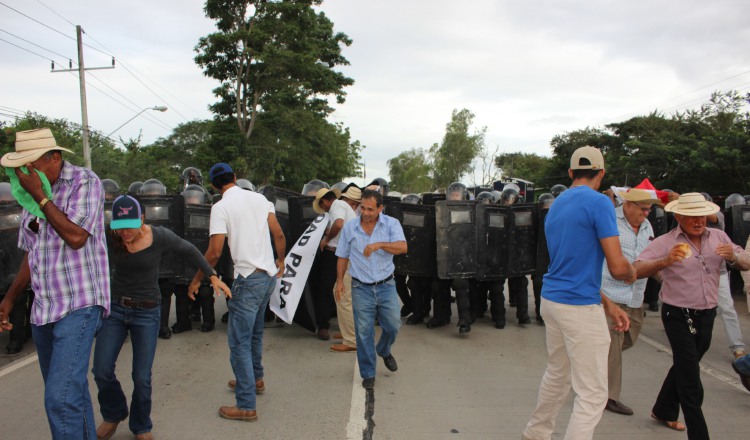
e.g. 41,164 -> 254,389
636,225 -> 743,309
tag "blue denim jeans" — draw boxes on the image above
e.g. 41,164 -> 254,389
32,306 -> 103,440
92,303 -> 160,435
228,271 -> 275,410
351,278 -> 401,379
736,353 -> 750,375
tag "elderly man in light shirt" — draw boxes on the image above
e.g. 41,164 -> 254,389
601,189 -> 660,416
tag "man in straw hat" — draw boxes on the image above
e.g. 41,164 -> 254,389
0,128 -> 110,439
601,188 -> 660,417
634,192 -> 750,437
523,146 -> 636,440
319,183 -> 361,352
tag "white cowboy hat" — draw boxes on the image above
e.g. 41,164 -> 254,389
664,192 -> 720,216
1,128 -> 74,168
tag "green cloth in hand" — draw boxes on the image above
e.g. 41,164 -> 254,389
4,166 -> 53,219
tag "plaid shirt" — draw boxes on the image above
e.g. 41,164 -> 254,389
18,161 -> 110,325
600,205 -> 652,308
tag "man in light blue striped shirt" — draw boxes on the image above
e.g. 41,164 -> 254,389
335,189 -> 407,389
601,189 -> 658,416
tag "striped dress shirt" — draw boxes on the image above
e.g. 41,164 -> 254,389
336,213 -> 405,283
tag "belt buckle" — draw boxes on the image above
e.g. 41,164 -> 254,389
120,296 -> 133,308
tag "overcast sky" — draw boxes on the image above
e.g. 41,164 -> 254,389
2,0 -> 749,186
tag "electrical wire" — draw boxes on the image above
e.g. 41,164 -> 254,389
34,0 -> 75,27
0,27 -> 73,63
0,36 -> 52,62
0,1 -> 76,42
87,72 -> 173,131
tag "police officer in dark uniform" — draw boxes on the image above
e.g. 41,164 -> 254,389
400,194 -> 433,325
532,193 -> 555,324
442,182 -> 475,334
472,191 -> 507,328
499,184 -> 531,325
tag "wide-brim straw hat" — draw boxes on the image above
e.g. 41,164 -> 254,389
1,128 -> 74,168
340,183 -> 362,202
618,188 -> 662,205
312,187 -> 340,215
664,192 -> 720,216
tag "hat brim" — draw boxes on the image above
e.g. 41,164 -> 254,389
1,147 -> 74,168
110,218 -> 143,230
312,188 -> 337,215
664,200 -> 720,216
618,191 -> 661,205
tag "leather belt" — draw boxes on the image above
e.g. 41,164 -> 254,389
663,303 -> 716,316
352,275 -> 393,286
323,246 -> 337,252
113,296 -> 160,310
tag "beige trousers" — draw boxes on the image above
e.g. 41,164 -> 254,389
334,268 -> 356,348
606,304 -> 644,401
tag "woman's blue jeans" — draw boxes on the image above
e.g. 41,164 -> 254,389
92,303 -> 160,435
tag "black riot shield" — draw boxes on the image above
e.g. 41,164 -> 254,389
436,201 -> 476,279
386,202 -> 436,277
104,200 -> 114,227
180,203 -> 211,283
0,202 -> 23,291
475,204 -> 509,280
730,205 -> 750,247
288,195 -> 318,245
535,205 -> 550,276
382,195 -> 401,208
260,186 -> 298,254
141,195 -> 185,279
507,205 -> 537,277
648,205 -> 668,238
422,193 -> 446,206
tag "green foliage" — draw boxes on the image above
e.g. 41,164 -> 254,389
387,148 -> 432,193
494,152 -> 553,188
430,108 -> 486,188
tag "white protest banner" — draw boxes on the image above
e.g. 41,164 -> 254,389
270,213 -> 329,324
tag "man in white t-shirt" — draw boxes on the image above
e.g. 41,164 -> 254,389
189,163 -> 285,423
316,183 -> 361,352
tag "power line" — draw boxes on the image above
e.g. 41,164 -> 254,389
86,72 -> 173,131
34,0 -> 75,27
0,36 -> 54,62
0,1 -> 76,42
0,27 -> 73,64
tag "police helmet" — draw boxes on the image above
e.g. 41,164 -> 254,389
101,179 -> 121,201
127,181 -> 143,195
236,179 -> 255,191
538,193 -> 555,210
0,182 -> 13,203
475,191 -> 496,204
302,179 -> 330,196
211,194 -> 222,204
331,181 -> 348,193
725,193 -> 745,210
179,167 -> 203,189
446,182 -> 468,201
550,184 -> 567,198
182,184 -> 208,205
501,183 -> 521,205
366,177 -> 390,196
491,191 -> 502,203
744,195 -> 750,204
401,194 -> 422,205
700,192 -> 713,203
139,178 -> 167,196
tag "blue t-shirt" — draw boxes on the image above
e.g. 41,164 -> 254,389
542,185 -> 619,305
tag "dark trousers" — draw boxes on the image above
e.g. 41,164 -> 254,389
314,248 -> 338,330
431,279 -> 452,323
531,274 -> 543,319
507,276 -> 529,318
395,274 -> 412,314
453,278 -> 472,325
653,303 -> 716,440
407,276 -> 431,319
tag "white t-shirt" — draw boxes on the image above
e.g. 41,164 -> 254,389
327,199 -> 357,248
209,186 -> 277,277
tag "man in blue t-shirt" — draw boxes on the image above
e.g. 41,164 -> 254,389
522,146 -> 636,440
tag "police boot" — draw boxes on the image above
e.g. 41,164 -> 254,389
191,300 -> 202,323
454,279 -> 472,335
406,278 -> 425,325
488,283 -> 506,329
427,280 -> 450,329
199,286 -> 215,332
171,289 -> 193,334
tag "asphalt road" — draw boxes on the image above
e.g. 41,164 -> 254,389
1,283 -> 749,439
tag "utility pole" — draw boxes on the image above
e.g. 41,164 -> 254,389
52,25 -> 114,169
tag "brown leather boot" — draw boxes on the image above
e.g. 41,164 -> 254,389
218,406 -> 258,421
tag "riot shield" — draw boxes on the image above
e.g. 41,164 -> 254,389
730,204 -> 750,247
475,204 -> 509,280
288,195 -> 318,245
179,203 -> 211,283
422,193 -> 446,206
141,195 -> 185,280
507,205 -> 537,277
0,202 -> 23,291
535,205 -> 550,275
382,195 -> 401,207
436,201 -> 476,279
386,202 -> 436,277
648,205 -> 668,238
260,186 -> 298,254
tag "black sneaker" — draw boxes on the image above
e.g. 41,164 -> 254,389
158,326 -> 172,339
362,377 -> 375,389
382,354 -> 398,372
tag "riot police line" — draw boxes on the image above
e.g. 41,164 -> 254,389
4,174 -> 750,353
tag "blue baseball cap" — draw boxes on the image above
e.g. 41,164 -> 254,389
209,163 -> 234,184
110,195 -> 142,230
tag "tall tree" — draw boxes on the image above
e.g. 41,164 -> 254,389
195,0 -> 353,139
430,108 -> 486,188
494,152 -> 552,187
387,148 -> 432,193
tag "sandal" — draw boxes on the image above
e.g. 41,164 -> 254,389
651,413 -> 686,431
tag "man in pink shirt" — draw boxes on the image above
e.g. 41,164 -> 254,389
634,193 -> 750,439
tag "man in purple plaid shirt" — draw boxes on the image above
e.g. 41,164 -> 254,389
0,128 -> 110,440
